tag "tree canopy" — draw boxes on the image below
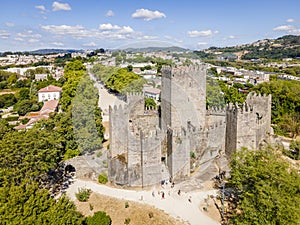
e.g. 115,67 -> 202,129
227,147 -> 300,225
252,80 -> 300,136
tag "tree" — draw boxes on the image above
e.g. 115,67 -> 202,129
0,93 -> 17,108
227,147 -> 300,225
278,112 -> 300,138
286,140 -> 300,160
0,183 -> 84,225
17,88 -> 30,101
85,211 -> 112,225
145,98 -> 156,108
72,74 -> 103,153
105,68 -> 144,93
251,80 -> 300,136
127,65 -> 133,72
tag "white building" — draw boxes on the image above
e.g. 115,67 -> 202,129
143,86 -> 161,102
38,85 -> 62,102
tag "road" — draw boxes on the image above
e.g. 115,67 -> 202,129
88,71 -> 125,122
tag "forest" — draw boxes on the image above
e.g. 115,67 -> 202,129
0,60 -> 109,224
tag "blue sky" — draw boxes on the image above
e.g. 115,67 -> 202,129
0,0 -> 300,51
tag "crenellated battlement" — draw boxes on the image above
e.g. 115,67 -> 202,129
246,91 -> 271,100
109,62 -> 272,187
206,106 -> 226,115
109,104 -> 128,116
162,64 -> 207,81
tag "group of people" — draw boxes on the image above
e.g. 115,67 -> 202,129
151,180 -> 192,203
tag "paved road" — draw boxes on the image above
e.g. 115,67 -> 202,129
89,72 -> 125,122
66,179 -> 220,225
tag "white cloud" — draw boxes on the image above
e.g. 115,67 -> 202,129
41,23 -> 139,42
17,31 -> 42,39
99,23 -> 121,30
288,28 -> 300,35
132,8 -> 166,21
197,42 -> 207,46
138,35 -> 159,40
187,29 -> 218,37
51,42 -> 64,46
5,22 -> 14,27
273,25 -> 294,31
286,18 -> 294,23
52,1 -> 71,11
14,37 -> 24,42
273,24 -> 300,35
119,26 -> 134,34
41,24 -> 87,36
164,35 -> 183,43
28,39 -> 39,43
83,42 -> 97,47
35,5 -> 46,13
0,30 -> 10,39
106,10 -> 114,17
228,35 -> 236,39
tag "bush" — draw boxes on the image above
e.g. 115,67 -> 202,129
125,202 -> 129,208
124,218 -> 131,224
190,151 -> 195,159
75,187 -> 92,202
85,211 -> 112,225
98,173 -> 108,184
148,212 -> 154,218
4,116 -> 19,122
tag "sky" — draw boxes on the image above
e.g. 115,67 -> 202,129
0,0 -> 300,52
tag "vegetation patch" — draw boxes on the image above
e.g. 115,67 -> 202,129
98,173 -> 108,184
76,187 -> 92,202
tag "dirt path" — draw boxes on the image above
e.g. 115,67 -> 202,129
66,179 -> 220,225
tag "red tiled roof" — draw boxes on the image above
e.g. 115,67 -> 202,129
143,86 -> 161,95
40,100 -> 59,115
38,85 -> 62,93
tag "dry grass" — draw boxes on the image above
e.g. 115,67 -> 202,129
75,192 -> 187,225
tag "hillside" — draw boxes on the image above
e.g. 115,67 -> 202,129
123,46 -> 189,53
201,35 -> 300,60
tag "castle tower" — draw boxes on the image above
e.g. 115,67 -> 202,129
225,92 -> 272,157
160,65 -> 207,178
108,93 -> 162,187
161,65 -> 207,131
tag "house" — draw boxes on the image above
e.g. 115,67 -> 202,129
38,85 -> 62,102
14,100 -> 59,130
143,85 -> 161,102
35,73 -> 48,81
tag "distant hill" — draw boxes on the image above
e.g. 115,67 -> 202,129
123,46 -> 189,53
29,49 -> 84,55
201,35 -> 300,60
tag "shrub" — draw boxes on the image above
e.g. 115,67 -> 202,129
85,211 -> 112,225
124,218 -> 131,224
148,212 -> 154,218
190,151 -> 195,159
89,203 -> 94,211
75,187 -> 92,202
125,202 -> 129,208
98,173 -> 108,184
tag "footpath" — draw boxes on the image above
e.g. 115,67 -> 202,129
66,179 -> 220,225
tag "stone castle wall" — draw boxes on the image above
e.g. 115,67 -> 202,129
108,64 -> 272,187
225,93 -> 272,156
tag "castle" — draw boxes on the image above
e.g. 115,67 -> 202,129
108,64 -> 272,187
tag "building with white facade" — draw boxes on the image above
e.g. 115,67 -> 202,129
143,85 -> 161,102
38,85 -> 62,102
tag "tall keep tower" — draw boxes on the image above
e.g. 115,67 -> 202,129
160,64 -> 207,178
